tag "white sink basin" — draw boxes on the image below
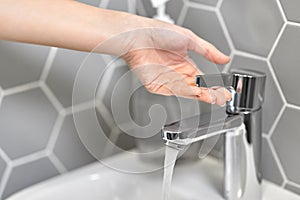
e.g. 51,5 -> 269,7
7,152 -> 300,200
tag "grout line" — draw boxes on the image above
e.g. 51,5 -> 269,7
222,51 -> 234,73
286,103 -> 300,111
287,21 -> 300,27
2,81 -> 40,96
267,22 -> 287,60
216,0 -> 223,10
64,100 -> 95,115
176,1 -> 189,26
0,165 -> 12,199
266,60 -> 287,104
40,47 -> 58,82
276,0 -> 287,23
268,104 -> 285,136
46,114 -> 65,151
267,135 -> 288,185
234,50 -> 268,61
39,82 -> 64,112
0,148 -> 11,164
48,153 -> 68,174
11,150 -> 48,167
286,180 -> 300,189
216,2 -> 235,52
186,1 -> 217,12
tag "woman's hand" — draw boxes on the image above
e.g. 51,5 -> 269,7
119,21 -> 231,106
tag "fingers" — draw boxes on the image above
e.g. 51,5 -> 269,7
152,79 -> 231,106
186,30 -> 230,64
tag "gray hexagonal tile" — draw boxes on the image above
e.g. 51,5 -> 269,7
229,55 -> 284,133
183,6 -> 231,55
2,157 -> 59,199
271,25 -> 300,106
0,88 -> 57,159
280,0 -> 300,23
46,49 -> 106,108
76,0 -> 100,7
221,0 -> 284,56
0,41 -> 49,89
101,63 -> 130,112
136,0 -> 156,17
53,114 -> 96,171
261,138 -> 284,185
285,183 -> 300,196
189,0 -> 218,6
107,0 -> 128,11
272,107 -> 300,185
0,156 -> 6,185
166,0 -> 184,22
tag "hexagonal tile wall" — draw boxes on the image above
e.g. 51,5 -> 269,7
271,25 -> 300,107
228,55 -> 284,134
46,49 -> 107,108
0,156 -> 6,186
183,6 -> 231,55
0,41 -> 49,89
272,107 -> 300,185
261,137 -> 284,185
0,88 -> 57,159
166,0 -> 184,22
221,0 -> 284,56
2,157 -> 59,199
189,0 -> 218,7
280,0 -> 300,23
53,114 -> 96,171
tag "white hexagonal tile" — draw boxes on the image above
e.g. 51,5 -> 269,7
280,0 -> 300,23
0,88 -> 57,159
272,107 -> 300,185
221,0 -> 284,56
0,41 -> 49,89
271,25 -> 300,106
228,55 -> 284,133
2,158 -> 59,199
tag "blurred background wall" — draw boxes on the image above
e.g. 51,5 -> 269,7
0,0 -> 300,199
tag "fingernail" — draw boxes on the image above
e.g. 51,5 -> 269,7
220,102 -> 227,107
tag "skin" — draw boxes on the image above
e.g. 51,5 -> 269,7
0,0 -> 231,106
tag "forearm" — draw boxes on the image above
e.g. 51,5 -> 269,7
0,0 -> 152,54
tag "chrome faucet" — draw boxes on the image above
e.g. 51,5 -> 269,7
162,69 -> 266,200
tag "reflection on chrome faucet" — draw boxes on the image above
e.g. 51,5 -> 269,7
162,69 -> 266,200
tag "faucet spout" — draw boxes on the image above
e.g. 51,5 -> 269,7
161,69 -> 266,200
162,110 -> 244,149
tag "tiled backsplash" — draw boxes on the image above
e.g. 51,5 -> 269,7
0,0 -> 299,199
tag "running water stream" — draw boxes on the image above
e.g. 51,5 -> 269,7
162,146 -> 180,200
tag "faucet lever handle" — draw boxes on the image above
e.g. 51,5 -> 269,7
195,73 -> 232,88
